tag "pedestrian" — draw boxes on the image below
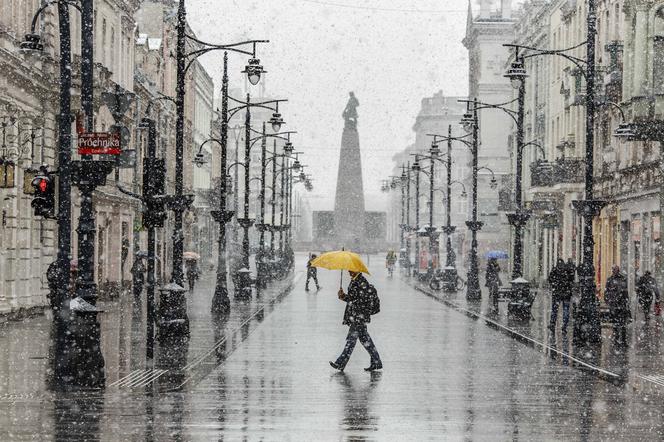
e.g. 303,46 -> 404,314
566,258 -> 577,286
305,254 -> 321,291
605,265 -> 630,346
385,249 -> 397,277
330,271 -> 382,372
548,258 -> 572,332
46,260 -> 59,310
186,260 -> 199,292
485,258 -> 501,310
636,270 -> 660,320
130,253 -> 146,300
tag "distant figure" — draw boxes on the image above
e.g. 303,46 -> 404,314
385,250 -> 397,277
46,260 -> 59,310
330,271 -> 382,372
636,270 -> 660,320
605,265 -> 630,346
548,258 -> 572,332
485,258 -> 501,309
342,92 -> 359,125
131,254 -> 146,300
186,260 -> 199,292
305,254 -> 320,291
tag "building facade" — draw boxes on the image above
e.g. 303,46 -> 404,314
0,0 -> 215,315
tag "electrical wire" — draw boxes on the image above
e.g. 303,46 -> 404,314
297,0 -> 468,14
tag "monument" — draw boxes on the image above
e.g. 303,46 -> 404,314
312,92 -> 386,252
333,92 -> 366,250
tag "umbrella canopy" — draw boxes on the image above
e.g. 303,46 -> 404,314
310,250 -> 370,274
183,251 -> 200,260
485,250 -> 509,259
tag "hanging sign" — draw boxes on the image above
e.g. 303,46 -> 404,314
77,132 -> 121,155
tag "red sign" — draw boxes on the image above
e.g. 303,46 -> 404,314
77,132 -> 121,155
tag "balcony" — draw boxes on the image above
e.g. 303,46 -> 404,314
530,157 -> 585,188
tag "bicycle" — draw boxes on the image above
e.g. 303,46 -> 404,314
386,261 -> 395,277
429,270 -> 466,292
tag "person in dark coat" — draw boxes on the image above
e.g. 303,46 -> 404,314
305,254 -> 320,291
548,258 -> 572,332
605,265 -> 630,345
186,260 -> 199,292
330,271 -> 382,372
636,270 -> 660,320
131,254 -> 146,300
485,258 -> 501,309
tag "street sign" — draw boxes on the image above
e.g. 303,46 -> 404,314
77,132 -> 121,155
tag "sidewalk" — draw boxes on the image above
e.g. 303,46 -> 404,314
411,275 -> 664,394
0,263 -> 303,400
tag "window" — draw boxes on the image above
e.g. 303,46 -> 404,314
110,27 -> 115,72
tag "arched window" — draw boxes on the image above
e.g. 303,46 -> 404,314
653,7 -> 664,92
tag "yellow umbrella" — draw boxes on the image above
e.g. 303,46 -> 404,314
310,250 -> 370,288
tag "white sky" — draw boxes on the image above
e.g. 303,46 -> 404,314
186,0 -> 513,212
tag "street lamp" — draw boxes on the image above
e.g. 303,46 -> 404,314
457,99 -> 499,301
504,0 -> 603,344
426,125 -> 474,290
242,56 -> 265,86
224,95 -> 288,297
409,147 -> 452,279
21,0 -> 102,388
168,0 -> 269,337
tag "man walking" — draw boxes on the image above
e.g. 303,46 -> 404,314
305,254 -> 321,291
330,271 -> 382,372
636,270 -> 660,320
605,265 -> 630,346
548,258 -> 572,332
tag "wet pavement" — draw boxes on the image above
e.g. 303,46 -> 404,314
413,271 -> 664,395
2,255 -> 664,439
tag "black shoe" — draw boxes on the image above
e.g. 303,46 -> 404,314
305,287 -> 309,292
316,286 -> 321,290
364,363 -> 382,372
329,361 -> 344,371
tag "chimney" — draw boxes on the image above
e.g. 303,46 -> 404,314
479,0 -> 491,19
501,0 -> 512,19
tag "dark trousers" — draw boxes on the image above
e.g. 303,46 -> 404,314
133,281 -> 143,299
611,309 -> 629,345
305,271 -> 319,289
550,298 -> 570,330
335,324 -> 381,368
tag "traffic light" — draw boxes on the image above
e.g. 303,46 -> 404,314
31,167 -> 55,218
143,158 -> 167,228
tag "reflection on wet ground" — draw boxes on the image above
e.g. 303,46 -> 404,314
2,257 -> 664,439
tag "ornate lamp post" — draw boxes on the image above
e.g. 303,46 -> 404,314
459,100 -> 499,300
504,0 -> 603,343
225,96 -> 287,297
166,0 -> 268,337
21,0 -> 75,388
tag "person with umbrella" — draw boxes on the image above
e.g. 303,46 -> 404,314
485,257 -> 501,310
311,250 -> 383,372
184,253 -> 200,292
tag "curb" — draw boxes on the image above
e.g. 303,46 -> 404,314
411,282 -> 625,384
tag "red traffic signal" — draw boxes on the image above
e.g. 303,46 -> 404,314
31,170 -> 55,218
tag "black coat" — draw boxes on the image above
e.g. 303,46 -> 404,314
636,274 -> 659,305
485,261 -> 501,288
342,274 -> 372,326
548,263 -> 572,301
605,273 -> 630,319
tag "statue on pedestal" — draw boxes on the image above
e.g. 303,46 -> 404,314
342,92 -> 359,128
